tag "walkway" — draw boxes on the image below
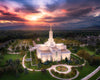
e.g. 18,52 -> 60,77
47,64 -> 72,74
48,66 -> 79,80
71,53 -> 86,67
22,40 -> 84,80
22,54 -> 41,71
81,66 -> 100,80
22,54 -> 80,80
22,52 -> 86,80
8,52 -> 20,54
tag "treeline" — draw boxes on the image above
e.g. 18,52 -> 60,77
77,50 -> 100,66
0,30 -> 100,42
0,30 -> 39,42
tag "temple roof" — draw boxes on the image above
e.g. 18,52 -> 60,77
40,50 -> 51,53
61,49 -> 71,53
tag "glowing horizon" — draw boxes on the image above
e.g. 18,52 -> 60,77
0,0 -> 100,30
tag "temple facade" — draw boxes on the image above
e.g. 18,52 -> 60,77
36,26 -> 71,62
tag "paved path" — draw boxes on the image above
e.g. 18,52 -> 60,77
22,54 -> 41,71
47,64 -> 72,74
48,67 -> 79,80
71,53 -> 86,67
81,66 -> 100,80
22,54 -> 80,79
8,52 -> 20,54
22,40 -> 85,80
22,51 -> 86,80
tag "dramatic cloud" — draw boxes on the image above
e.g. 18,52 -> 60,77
67,8 -> 93,17
0,10 -> 12,15
0,0 -> 100,30
0,16 -> 26,21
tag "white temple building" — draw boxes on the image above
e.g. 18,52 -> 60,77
36,26 -> 71,62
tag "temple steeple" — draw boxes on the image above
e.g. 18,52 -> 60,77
45,25 -> 55,47
49,25 -> 53,39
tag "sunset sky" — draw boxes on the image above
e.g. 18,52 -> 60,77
0,0 -> 100,30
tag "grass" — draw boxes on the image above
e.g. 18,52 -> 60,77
80,46 -> 100,57
25,61 -> 39,69
89,71 -> 100,80
0,54 -> 23,66
70,54 -> 84,65
0,71 -> 58,80
81,47 -> 95,55
74,62 -> 97,80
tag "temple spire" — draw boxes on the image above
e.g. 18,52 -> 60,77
45,24 -> 55,47
50,25 -> 52,31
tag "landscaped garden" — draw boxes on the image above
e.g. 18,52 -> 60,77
0,38 -> 100,80
25,50 -> 85,70
51,67 -> 77,79
56,66 -> 68,72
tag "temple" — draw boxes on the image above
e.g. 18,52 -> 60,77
36,26 -> 71,62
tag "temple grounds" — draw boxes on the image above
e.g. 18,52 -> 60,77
0,39 -> 99,80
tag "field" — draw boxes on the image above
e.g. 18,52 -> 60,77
0,54 -> 23,66
0,71 -> 58,80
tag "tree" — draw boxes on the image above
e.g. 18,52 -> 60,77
65,57 -> 68,62
38,62 -> 41,69
95,49 -> 100,55
20,50 -> 25,56
26,46 -> 29,50
22,46 -> 25,50
77,50 -> 90,61
16,46 -> 20,51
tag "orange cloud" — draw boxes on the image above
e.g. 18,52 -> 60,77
61,9 -> 68,13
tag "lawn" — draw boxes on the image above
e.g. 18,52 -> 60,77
0,71 -> 58,80
25,61 -> 39,69
0,54 -> 23,66
70,54 -> 84,65
80,46 -> 100,56
74,63 -> 97,80
89,71 -> 100,80
81,47 -> 94,55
